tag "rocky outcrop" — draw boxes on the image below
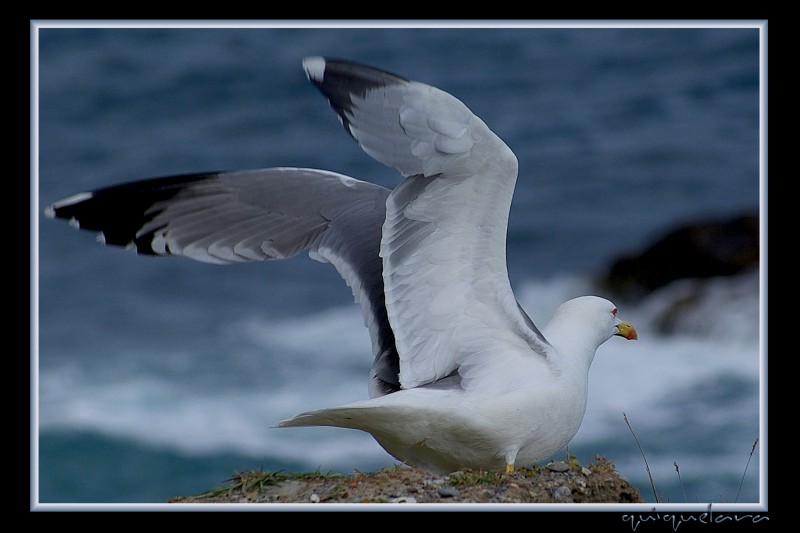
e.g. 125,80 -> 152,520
168,457 -> 642,504
602,211 -> 759,300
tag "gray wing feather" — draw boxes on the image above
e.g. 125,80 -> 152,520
47,167 -> 401,396
303,57 -> 551,390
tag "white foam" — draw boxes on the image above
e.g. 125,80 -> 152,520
229,306 -> 372,366
38,360 -> 390,467
630,271 -> 760,345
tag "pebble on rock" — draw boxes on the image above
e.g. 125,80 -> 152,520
547,461 -> 570,472
554,485 -> 572,501
437,486 -> 460,498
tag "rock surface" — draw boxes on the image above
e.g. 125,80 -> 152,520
168,456 -> 642,504
602,211 -> 759,300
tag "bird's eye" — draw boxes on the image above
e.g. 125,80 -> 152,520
612,308 -> 617,316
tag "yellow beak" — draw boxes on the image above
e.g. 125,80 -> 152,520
615,321 -> 638,340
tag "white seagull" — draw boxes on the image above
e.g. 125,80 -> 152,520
46,56 -> 637,474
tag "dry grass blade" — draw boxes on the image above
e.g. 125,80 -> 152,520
735,438 -> 759,503
674,461 -> 687,502
624,412 -> 659,503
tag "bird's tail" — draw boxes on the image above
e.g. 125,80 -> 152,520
274,399 -> 384,431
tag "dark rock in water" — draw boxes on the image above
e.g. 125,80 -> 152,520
602,211 -> 759,300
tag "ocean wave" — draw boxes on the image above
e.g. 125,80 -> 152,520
39,361 -> 392,470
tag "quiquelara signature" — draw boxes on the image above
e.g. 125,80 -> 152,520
622,505 -> 769,531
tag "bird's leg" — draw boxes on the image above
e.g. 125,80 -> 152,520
504,451 -> 518,474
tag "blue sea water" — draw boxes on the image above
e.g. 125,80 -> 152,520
35,23 -> 763,505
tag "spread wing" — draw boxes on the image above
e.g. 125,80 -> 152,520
46,167 -> 401,396
304,57 -> 551,391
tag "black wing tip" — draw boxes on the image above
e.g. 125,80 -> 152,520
302,56 -> 409,141
302,56 -> 409,87
46,191 -> 95,221
46,171 -> 222,255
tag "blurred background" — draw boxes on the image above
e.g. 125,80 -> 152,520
35,23 -> 762,504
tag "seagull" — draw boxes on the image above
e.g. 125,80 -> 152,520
46,56 -> 637,474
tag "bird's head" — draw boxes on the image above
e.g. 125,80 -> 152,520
549,296 -> 638,349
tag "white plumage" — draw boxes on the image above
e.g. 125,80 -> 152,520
47,56 -> 637,474
288,57 -> 638,472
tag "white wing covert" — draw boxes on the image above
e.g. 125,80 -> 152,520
304,57 -> 551,391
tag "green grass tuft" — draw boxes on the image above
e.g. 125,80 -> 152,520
447,469 -> 508,486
